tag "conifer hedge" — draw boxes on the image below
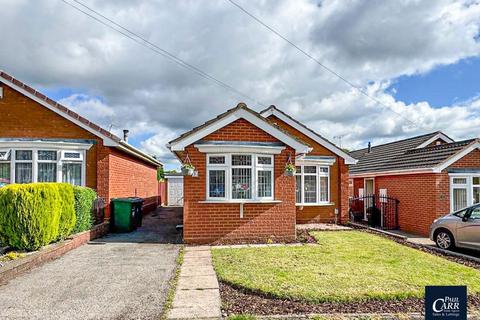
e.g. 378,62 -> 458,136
0,183 -> 87,251
72,186 -> 96,233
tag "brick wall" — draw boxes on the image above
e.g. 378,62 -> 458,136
350,149 -> 480,236
108,148 -> 159,214
267,115 -> 350,224
0,84 -> 100,189
0,82 -> 159,219
180,119 -> 297,244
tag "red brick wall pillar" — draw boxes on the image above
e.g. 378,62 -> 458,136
338,158 -> 350,224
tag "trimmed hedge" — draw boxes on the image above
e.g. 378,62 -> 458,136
0,183 -> 76,251
73,186 -> 97,233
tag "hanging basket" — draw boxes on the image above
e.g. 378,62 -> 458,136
181,166 -> 195,176
285,155 -> 296,176
181,154 -> 195,176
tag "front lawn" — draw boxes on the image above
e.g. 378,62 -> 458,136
212,231 -> 480,303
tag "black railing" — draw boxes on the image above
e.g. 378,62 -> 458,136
349,195 -> 399,230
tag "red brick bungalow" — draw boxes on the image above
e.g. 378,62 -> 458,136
0,71 -> 162,218
349,131 -> 480,236
168,103 -> 357,244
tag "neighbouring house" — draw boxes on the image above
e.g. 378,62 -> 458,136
0,71 -> 163,218
349,131 -> 480,236
167,103 -> 357,244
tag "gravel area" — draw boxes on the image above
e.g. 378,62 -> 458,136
0,207 -> 183,320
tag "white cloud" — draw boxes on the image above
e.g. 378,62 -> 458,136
0,0 -> 479,169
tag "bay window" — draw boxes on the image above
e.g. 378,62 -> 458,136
206,154 -> 274,201
450,175 -> 480,211
295,164 -> 330,205
0,147 -> 86,187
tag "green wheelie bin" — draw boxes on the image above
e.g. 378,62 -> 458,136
111,197 -> 144,232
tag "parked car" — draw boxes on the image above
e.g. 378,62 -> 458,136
430,204 -> 480,251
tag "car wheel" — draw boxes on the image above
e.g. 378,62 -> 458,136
435,230 -> 455,250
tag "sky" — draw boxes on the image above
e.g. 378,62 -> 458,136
0,0 -> 479,170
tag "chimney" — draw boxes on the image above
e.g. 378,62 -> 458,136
123,129 -> 129,142
367,142 -> 372,153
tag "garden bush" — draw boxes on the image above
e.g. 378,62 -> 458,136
56,183 -> 76,239
0,183 -> 70,250
73,186 -> 97,233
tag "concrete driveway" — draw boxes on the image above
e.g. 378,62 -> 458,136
0,207 -> 183,320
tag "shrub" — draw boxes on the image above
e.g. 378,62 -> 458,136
73,186 -> 97,233
56,183 -> 76,239
0,183 -> 64,250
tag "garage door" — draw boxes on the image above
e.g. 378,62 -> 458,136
167,177 -> 184,206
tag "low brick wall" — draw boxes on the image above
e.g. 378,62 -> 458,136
0,222 -> 109,285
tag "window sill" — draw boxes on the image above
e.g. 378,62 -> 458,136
296,202 -> 334,207
199,200 -> 282,204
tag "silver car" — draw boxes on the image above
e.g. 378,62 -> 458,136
430,204 -> 480,251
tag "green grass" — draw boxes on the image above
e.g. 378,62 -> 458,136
160,246 -> 184,320
212,231 -> 480,303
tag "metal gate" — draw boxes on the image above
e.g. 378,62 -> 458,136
349,195 -> 399,230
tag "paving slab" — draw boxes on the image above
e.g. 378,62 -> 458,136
181,265 -> 216,277
169,247 -> 221,320
177,275 -> 219,290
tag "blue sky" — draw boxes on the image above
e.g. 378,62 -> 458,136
388,57 -> 480,107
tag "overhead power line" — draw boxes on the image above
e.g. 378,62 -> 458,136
61,0 -> 268,108
227,0 -> 425,129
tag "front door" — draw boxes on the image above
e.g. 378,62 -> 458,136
457,206 -> 480,249
364,178 -> 374,220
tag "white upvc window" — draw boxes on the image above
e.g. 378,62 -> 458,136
295,164 -> 330,205
0,148 -> 87,187
0,150 -> 11,186
450,174 -> 480,212
206,154 -> 274,201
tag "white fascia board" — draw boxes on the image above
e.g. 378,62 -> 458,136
194,144 -> 286,154
165,175 -> 183,179
416,133 -> 454,149
2,79 -> 118,147
296,159 -> 336,166
261,109 -> 357,164
170,108 -> 310,154
349,167 -> 435,178
433,142 -> 480,173
295,154 -> 336,165
0,140 -> 93,150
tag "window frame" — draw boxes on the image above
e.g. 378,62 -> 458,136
295,164 -> 330,206
0,147 -> 87,186
449,174 -> 480,212
205,153 -> 274,202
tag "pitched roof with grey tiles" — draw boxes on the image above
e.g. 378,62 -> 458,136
349,132 -> 476,174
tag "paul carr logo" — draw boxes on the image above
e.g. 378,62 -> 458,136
425,286 -> 467,320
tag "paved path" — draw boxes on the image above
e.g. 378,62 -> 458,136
0,207 -> 183,320
168,246 -> 221,320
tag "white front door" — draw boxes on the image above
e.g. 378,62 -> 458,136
168,178 -> 184,206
